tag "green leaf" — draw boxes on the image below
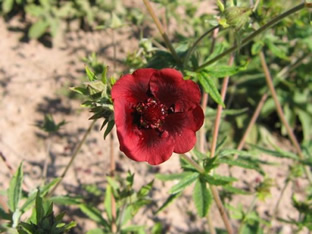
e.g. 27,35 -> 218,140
138,180 -> 154,197
87,229 -> 106,234
251,41 -> 264,55
103,120 -> 115,139
0,207 -> 10,220
25,4 -> 44,17
203,65 -> 243,78
201,174 -> 237,186
8,162 -> 23,212
85,66 -> 97,81
193,179 -> 212,217
121,225 -> 145,233
169,172 -> 199,194
80,204 -> 108,227
2,0 -> 14,14
219,158 -> 264,175
49,196 -> 82,205
104,185 -> 112,221
198,74 -> 225,107
21,178 -> 60,212
12,209 -> 22,228
223,185 -> 250,195
28,20 -> 49,39
156,172 -> 194,181
155,193 -> 181,215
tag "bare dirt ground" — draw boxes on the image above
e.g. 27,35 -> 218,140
0,7 -> 308,233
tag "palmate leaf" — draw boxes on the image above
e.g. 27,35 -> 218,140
193,179 -> 212,217
8,163 -> 23,212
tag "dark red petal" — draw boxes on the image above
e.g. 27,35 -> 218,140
163,105 -> 204,153
114,98 -> 175,165
112,68 -> 156,103
150,68 -> 201,112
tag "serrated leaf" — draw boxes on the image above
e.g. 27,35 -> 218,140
169,172 -> 199,194
155,192 -> 181,215
201,174 -> 237,185
193,179 -> 212,217
218,149 -> 255,158
28,20 -> 49,39
80,204 -> 108,226
8,163 -> 23,212
199,74 -> 225,107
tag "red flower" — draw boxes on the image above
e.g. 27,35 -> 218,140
112,68 -> 204,165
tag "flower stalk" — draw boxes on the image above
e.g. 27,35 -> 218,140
259,51 -> 312,183
47,119 -> 96,197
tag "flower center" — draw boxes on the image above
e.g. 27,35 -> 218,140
135,98 -> 168,130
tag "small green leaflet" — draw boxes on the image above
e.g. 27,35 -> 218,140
80,204 -> 109,227
193,179 -> 212,217
198,74 -> 225,107
169,172 -> 199,194
155,193 -> 182,215
8,162 -> 23,212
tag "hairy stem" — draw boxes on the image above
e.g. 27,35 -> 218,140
234,93 -> 268,158
238,196 -> 257,233
259,51 -> 312,183
142,0 -> 180,63
209,55 -> 234,234
197,3 -> 306,71
273,177 -> 290,218
210,55 -> 234,158
47,119 -> 96,197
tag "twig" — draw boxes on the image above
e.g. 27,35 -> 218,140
210,55 -> 234,159
238,195 -> 257,233
207,55 -> 235,234
273,177 -> 290,218
47,119 -> 96,197
142,0 -> 180,63
197,3 -> 306,70
259,51 -> 312,183
234,93 -> 268,158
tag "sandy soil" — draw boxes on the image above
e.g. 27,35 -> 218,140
0,5 -> 309,233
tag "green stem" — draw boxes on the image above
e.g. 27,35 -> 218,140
197,3 -> 305,71
259,51 -> 312,184
183,25 -> 220,69
238,196 -> 257,234
47,119 -> 96,197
